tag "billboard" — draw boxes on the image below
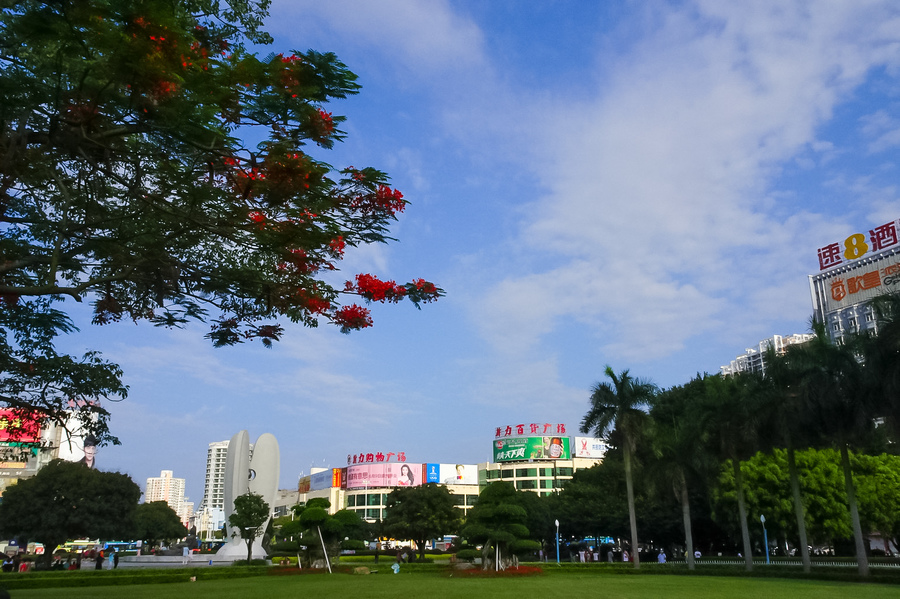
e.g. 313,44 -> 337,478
573,437 -> 608,459
310,469 -> 338,491
810,246 -> 900,315
345,463 -> 423,489
493,436 -> 571,462
816,218 -> 900,271
0,409 -> 42,444
424,463 -> 478,485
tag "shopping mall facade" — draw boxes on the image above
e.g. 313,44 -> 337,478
290,423 -> 608,522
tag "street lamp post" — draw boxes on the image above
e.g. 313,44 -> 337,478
760,515 -> 770,565
555,519 -> 560,564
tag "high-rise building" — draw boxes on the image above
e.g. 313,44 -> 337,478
198,440 -> 229,514
196,438 -> 254,539
145,469 -> 192,525
720,334 -> 815,377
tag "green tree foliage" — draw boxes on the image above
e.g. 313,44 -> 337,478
0,459 -> 140,563
0,0 -> 442,444
382,483 -> 461,560
134,500 -> 189,549
713,448 -> 900,553
648,378 -> 715,569
288,498 -> 367,569
785,323 -> 875,575
553,460 -> 630,543
462,482 -> 531,571
580,366 -> 656,569
227,491 -> 270,564
697,373 -> 761,570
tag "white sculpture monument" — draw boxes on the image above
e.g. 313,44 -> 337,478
216,430 -> 280,560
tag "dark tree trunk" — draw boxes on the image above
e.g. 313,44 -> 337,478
678,473 -> 695,571
786,444 -> 811,573
623,445 -> 640,569
840,443 -> 869,577
733,458 -> 753,571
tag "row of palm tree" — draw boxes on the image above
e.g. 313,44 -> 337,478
580,295 -> 900,577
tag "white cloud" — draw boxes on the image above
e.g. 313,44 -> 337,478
468,1 -> 900,365
268,0 -> 486,75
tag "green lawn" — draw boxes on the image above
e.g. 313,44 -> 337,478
7,572 -> 899,599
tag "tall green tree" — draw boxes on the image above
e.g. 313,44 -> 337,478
0,0 -> 442,442
0,459 -> 140,564
649,378 -> 712,570
860,294 -> 900,441
291,498 -> 367,570
790,322 -> 874,576
228,491 -> 270,564
382,483 -> 461,560
462,482 -> 530,571
580,366 -> 656,569
552,459 -> 630,544
134,501 -> 189,550
763,345 -> 814,572
700,373 -> 761,571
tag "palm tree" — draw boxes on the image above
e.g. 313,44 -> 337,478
760,346 -> 813,573
791,321 -> 873,577
649,378 -> 711,570
700,373 -> 761,571
580,366 -> 656,569
861,294 -> 900,436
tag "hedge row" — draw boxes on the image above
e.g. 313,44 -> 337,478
0,565 -> 269,590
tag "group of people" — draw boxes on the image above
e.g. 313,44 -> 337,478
1,548 -> 119,573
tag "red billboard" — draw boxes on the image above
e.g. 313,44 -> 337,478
0,409 -> 42,444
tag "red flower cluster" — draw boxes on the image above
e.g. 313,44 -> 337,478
375,185 -> 406,214
248,211 -> 266,229
332,304 -> 373,333
317,109 -> 334,135
347,273 -> 408,303
349,185 -> 406,217
296,290 -> 330,315
411,278 -> 438,294
278,53 -> 303,65
328,236 -> 346,257
283,248 -> 319,274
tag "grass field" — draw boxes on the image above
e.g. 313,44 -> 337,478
7,572 -> 900,599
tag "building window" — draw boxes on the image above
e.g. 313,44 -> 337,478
556,467 -> 573,477
347,495 -> 356,507
366,508 -> 381,520
466,495 -> 478,506
516,480 -> 537,490
501,469 -> 514,479
539,479 -> 553,489
516,468 -> 537,478
367,494 -> 382,506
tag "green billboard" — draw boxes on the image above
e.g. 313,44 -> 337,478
493,436 -> 571,462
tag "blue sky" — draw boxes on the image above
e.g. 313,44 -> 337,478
57,1 -> 900,505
